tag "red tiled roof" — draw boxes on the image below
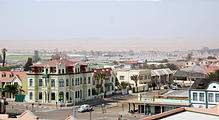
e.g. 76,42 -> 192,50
0,71 -> 26,82
92,68 -> 113,77
31,59 -> 77,67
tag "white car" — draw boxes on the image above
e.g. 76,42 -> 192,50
78,104 -> 93,112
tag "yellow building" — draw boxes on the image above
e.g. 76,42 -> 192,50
26,58 -> 115,104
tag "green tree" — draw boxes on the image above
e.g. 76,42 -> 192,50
131,75 -> 139,93
118,82 -> 129,90
207,56 -> 216,59
207,72 -> 216,79
112,60 -> 119,65
161,59 -> 168,63
23,57 -> 33,71
207,70 -> 219,80
1,48 -> 7,67
95,72 -> 106,94
4,84 -> 24,98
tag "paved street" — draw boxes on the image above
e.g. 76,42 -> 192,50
6,94 -> 148,120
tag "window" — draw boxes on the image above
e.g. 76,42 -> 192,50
80,77 -> 82,84
72,78 -> 74,86
51,79 -> 55,87
199,93 -> 204,102
111,77 -> 114,83
14,82 -> 18,85
139,76 -> 143,80
84,77 -> 86,84
75,91 -> 80,98
66,79 -> 69,86
9,74 -> 13,77
46,69 -> 48,74
80,90 -> 82,99
59,80 -> 64,87
66,92 -> 69,100
62,69 -> 65,74
29,79 -> 33,87
88,77 -> 91,84
88,89 -> 91,96
93,79 -> 95,85
51,93 -> 55,100
144,75 -> 147,80
193,92 -> 197,101
208,93 -> 214,102
120,76 -> 124,80
39,79 -> 43,86
39,92 -> 42,100
75,78 -> 77,85
29,92 -> 33,100
213,86 -> 216,88
75,91 -> 77,98
215,93 -> 219,102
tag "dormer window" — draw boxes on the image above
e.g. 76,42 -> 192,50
9,73 -> 13,77
1,73 -> 4,77
213,86 -> 216,88
198,82 -> 204,87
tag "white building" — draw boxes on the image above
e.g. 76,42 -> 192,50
189,79 -> 219,108
116,69 -> 151,88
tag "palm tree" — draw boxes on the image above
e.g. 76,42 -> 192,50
95,72 -> 106,94
131,75 -> 139,93
207,70 -> 219,80
4,84 -> 19,98
207,72 -> 217,79
1,48 -> 7,67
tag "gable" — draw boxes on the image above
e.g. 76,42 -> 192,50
206,82 -> 219,91
11,75 -> 22,86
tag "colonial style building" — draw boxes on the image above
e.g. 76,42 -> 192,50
0,71 -> 26,98
26,59 -> 94,103
189,78 -> 219,108
26,58 -> 116,104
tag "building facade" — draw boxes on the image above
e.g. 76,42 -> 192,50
26,59 -> 116,104
116,69 -> 151,88
189,79 -> 219,108
26,59 -> 94,103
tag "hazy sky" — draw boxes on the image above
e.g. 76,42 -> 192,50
0,0 -> 219,51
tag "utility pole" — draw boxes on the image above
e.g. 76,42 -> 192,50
144,102 -> 146,115
90,111 -> 92,120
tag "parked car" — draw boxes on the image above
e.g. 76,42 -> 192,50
78,104 -> 93,112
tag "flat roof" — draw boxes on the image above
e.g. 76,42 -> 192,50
129,100 -> 190,107
161,111 -> 219,120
